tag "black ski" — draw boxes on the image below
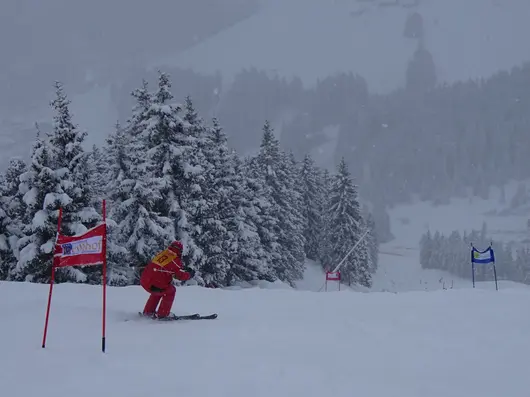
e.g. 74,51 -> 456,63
167,313 -> 217,321
137,312 -> 217,321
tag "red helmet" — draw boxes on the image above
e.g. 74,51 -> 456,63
168,240 -> 183,254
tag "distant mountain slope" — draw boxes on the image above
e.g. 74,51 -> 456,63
152,0 -> 530,93
0,0 -> 259,117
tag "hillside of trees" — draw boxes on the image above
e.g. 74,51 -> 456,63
0,73 -> 382,289
419,223 -> 530,285
106,57 -> 530,212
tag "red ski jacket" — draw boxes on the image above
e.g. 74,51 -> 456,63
140,248 -> 190,291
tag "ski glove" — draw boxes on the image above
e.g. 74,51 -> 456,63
184,266 -> 196,279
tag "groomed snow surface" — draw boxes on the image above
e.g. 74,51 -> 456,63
2,183 -> 530,396
1,281 -> 529,397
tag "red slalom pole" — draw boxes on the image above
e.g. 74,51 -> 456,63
102,199 -> 107,353
41,266 -> 56,348
42,207 -> 63,348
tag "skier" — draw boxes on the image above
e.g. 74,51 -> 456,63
140,241 -> 193,319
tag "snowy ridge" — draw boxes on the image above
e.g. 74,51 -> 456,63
151,0 -> 530,93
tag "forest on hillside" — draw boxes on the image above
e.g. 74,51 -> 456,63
4,39 -> 530,215
419,223 -> 530,285
0,73 -> 385,289
105,53 -> 530,210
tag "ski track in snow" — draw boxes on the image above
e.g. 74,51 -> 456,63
1,280 -> 529,397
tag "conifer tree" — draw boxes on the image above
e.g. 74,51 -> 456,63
446,230 -> 463,275
195,117 -> 234,285
174,95 -> 212,278
45,82 -> 101,282
0,176 -> 15,280
15,132 -> 83,283
111,77 -> 175,281
419,230 -> 433,269
4,158 -> 27,198
48,82 -> 100,237
254,121 -> 305,284
105,121 -> 132,206
88,144 -> 108,210
285,151 -> 306,261
321,158 -> 371,287
282,151 -> 306,267
300,154 -> 324,261
183,95 -> 205,137
229,154 -> 276,284
103,122 -> 135,285
1,157 -> 28,270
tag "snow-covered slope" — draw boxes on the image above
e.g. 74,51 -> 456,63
372,181 -> 530,292
2,180 -> 529,395
290,180 -> 530,294
1,280 -> 529,397
152,0 -> 530,93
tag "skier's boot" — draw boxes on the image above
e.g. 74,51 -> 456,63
155,312 -> 178,321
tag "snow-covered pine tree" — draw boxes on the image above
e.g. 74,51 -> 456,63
175,95 -> 215,280
1,157 -> 28,270
0,174 -> 15,280
47,82 -> 101,282
299,154 -> 324,261
253,121 -> 305,285
321,157 -> 371,287
15,131 -> 83,283
372,201 -> 394,244
446,230 -> 463,275
111,75 -> 175,282
199,117 -> 278,286
48,83 -> 85,167
228,153 -> 277,284
138,74 -> 212,281
317,167 -> 332,258
102,121 -> 135,285
3,157 -> 27,219
88,144 -> 109,212
282,150 -> 306,268
133,72 -> 183,216
193,117 -> 234,286
104,121 -> 132,207
4,158 -> 27,199
419,230 -> 433,269
320,168 -> 332,195
241,155 -> 281,283
48,82 -> 100,236
183,95 -> 206,138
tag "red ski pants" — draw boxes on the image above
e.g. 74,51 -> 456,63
142,284 -> 176,317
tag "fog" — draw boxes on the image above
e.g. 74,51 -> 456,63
2,0 -> 530,208
0,0 -> 256,113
